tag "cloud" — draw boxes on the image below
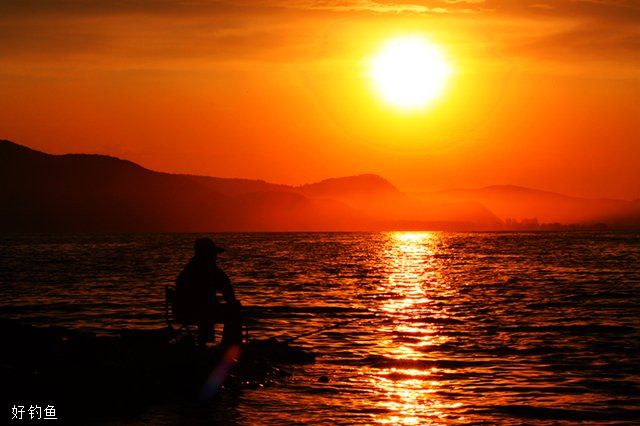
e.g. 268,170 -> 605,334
507,23 -> 640,67
0,0 -> 638,74
477,0 -> 640,65
282,1 -> 479,14
0,0 -> 480,18
1,0 -> 637,21
491,0 -> 640,23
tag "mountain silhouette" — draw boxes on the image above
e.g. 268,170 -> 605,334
298,174 -> 403,199
1,140 -> 637,231
432,185 -> 638,227
1,140 -> 232,231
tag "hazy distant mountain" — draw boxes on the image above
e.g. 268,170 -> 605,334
2,140 -> 636,231
426,185 -> 639,229
1,140 -> 232,232
296,174 -> 503,229
600,200 -> 640,229
185,175 -> 292,197
0,140 -> 500,232
298,174 -> 403,200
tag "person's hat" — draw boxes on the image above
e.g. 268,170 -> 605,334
194,237 -> 225,255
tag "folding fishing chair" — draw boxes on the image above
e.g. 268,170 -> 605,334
164,285 -> 216,344
165,285 -> 249,345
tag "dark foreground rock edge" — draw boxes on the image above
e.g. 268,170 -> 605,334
0,319 -> 314,425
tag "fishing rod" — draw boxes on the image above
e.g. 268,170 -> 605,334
282,314 -> 383,343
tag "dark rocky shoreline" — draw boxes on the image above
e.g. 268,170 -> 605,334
1,319 -> 314,425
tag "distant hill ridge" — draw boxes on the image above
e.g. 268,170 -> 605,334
1,140 -> 638,231
433,184 -> 635,227
298,174 -> 401,196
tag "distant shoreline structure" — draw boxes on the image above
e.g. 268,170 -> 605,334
2,140 -> 639,232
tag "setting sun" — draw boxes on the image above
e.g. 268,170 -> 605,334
369,36 -> 452,110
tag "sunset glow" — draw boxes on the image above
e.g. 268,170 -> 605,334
0,1 -> 638,201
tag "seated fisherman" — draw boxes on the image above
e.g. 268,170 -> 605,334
174,238 -> 242,347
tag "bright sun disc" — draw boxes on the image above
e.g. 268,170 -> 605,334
369,36 -> 452,110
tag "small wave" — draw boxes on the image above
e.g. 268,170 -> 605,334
244,305 -> 370,315
497,324 -> 635,334
356,354 -> 490,370
0,302 -> 85,313
406,316 -> 464,325
488,404 -> 640,421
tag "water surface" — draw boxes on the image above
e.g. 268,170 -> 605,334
1,232 -> 639,424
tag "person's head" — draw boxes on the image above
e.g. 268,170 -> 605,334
193,237 -> 225,260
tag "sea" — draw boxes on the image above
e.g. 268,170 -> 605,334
1,232 -> 639,425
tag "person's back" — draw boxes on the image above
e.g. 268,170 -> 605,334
174,238 -> 242,347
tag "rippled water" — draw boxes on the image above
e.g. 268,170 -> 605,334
1,232 -> 639,424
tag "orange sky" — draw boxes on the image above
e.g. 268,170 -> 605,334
1,1 -> 639,199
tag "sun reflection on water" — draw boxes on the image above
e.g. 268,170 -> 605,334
371,232 -> 459,424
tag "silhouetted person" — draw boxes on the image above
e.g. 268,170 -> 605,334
175,238 -> 242,347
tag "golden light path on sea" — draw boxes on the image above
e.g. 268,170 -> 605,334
370,232 -> 463,424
